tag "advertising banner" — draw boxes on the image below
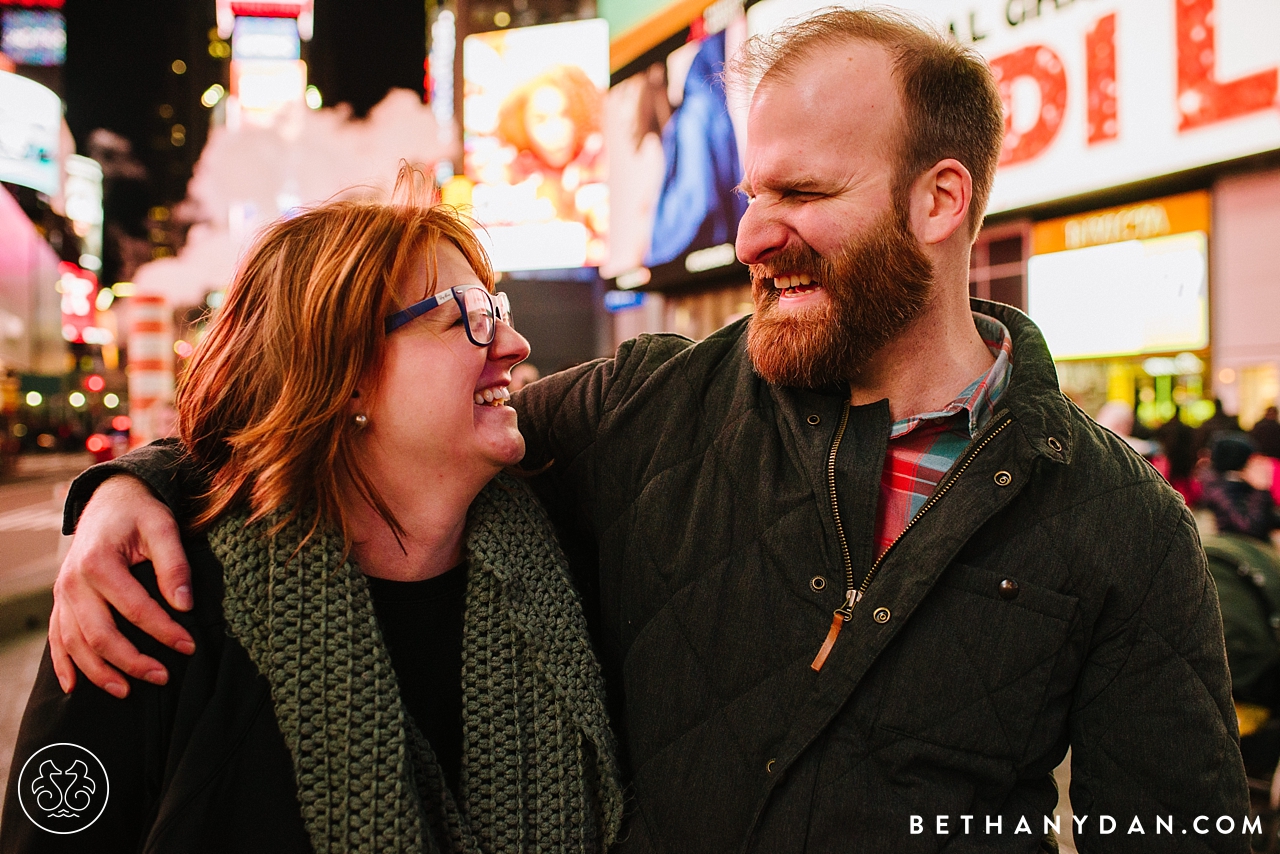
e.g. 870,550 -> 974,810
603,1 -> 748,288
1028,191 -> 1211,360
746,0 -> 1280,213
463,18 -> 609,272
0,70 -> 61,196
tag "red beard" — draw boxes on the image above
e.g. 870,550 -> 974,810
746,205 -> 935,389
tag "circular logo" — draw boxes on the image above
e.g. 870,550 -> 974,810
16,743 -> 110,834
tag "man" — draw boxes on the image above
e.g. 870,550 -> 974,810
43,9 -> 1247,852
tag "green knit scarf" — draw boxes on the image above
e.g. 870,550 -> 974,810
207,474 -> 623,854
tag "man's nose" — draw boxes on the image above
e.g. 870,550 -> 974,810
735,200 -> 788,267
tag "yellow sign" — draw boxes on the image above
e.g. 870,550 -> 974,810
1032,190 -> 1211,255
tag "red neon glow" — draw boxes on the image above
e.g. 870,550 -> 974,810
991,45 -> 1069,167
1086,13 -> 1118,145
85,434 -> 109,453
1177,0 -> 1278,131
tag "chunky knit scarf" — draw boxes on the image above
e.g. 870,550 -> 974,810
207,474 -> 623,854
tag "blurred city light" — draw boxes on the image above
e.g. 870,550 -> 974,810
24,391 -> 41,406
171,59 -> 186,74
95,288 -> 114,310
201,83 -> 226,108
68,391 -> 86,407
111,281 -> 135,297
84,374 -> 105,392
305,84 -> 322,109
111,415 -> 131,431
86,434 -> 109,453
104,394 -> 121,410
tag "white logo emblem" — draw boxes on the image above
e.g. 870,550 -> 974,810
17,743 -> 110,834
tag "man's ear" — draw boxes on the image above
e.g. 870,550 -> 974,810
908,158 -> 972,246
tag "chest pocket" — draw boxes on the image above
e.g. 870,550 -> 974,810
865,563 -> 1079,768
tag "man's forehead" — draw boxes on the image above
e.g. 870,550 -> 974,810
744,40 -> 900,177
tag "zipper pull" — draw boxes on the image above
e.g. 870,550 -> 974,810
811,590 -> 859,672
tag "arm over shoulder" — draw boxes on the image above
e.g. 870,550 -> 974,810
513,333 -> 696,472
62,438 -> 204,534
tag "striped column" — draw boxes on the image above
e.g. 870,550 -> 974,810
126,295 -> 176,448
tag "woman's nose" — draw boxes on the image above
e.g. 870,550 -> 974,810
490,319 -> 531,365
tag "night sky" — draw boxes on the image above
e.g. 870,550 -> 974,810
61,0 -> 428,206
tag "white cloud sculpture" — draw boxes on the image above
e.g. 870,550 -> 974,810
132,89 -> 454,307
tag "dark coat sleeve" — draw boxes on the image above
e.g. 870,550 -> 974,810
0,563 -> 196,852
62,438 -> 204,535
1068,505 -> 1250,852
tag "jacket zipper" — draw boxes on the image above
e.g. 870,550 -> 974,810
810,411 -> 1014,672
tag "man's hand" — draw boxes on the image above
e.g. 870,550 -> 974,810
50,475 -> 195,698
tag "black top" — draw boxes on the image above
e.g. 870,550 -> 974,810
366,565 -> 467,794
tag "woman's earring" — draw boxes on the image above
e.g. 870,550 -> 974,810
353,413 -> 369,428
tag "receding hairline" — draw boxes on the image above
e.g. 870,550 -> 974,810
724,6 -> 946,101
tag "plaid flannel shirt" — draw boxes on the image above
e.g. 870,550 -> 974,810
873,312 -> 1014,557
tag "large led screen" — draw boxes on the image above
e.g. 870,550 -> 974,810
0,70 -> 61,196
463,19 -> 609,272
1,9 -> 66,66
1028,231 -> 1209,360
602,12 -> 748,289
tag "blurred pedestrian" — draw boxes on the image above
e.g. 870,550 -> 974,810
1155,405 -> 1200,505
1201,433 -> 1280,776
1094,399 -> 1158,457
1194,397 -> 1241,454
1251,405 -> 1280,459
509,362 -> 541,392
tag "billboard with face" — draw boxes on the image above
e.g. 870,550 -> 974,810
463,19 -> 609,272
603,7 -> 749,289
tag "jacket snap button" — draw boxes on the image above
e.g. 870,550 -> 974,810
993,470 -> 1012,487
810,575 -> 826,591
872,607 -> 891,624
998,578 -> 1019,600
807,414 -> 821,426
766,759 -> 776,774
1047,436 -> 1063,453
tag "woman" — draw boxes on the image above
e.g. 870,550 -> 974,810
0,168 -> 621,853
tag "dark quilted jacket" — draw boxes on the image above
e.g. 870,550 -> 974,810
61,301 -> 1248,854
514,299 -> 1249,854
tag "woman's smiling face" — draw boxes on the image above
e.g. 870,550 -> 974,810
357,240 -> 531,486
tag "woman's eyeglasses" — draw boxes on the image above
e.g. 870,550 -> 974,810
384,286 -> 513,346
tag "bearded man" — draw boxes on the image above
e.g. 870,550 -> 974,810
44,8 -> 1247,853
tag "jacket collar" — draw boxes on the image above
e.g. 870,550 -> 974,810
970,298 -> 1075,467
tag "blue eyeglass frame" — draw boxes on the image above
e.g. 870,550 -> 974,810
384,285 -> 512,345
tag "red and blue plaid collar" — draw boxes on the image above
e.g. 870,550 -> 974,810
887,312 -> 1014,441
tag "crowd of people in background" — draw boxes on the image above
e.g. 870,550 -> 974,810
1103,398 -> 1280,777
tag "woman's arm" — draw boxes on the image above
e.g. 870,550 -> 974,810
52,440 -> 203,696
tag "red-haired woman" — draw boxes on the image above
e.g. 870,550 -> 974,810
1,168 -> 621,853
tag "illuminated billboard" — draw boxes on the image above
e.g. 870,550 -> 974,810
603,5 -> 748,289
1,9 -> 66,66
463,19 -> 609,272
232,15 -> 300,60
747,0 -> 1280,213
0,70 -> 61,195
1027,192 -> 1211,360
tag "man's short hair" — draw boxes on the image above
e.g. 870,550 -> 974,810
725,6 -> 1005,240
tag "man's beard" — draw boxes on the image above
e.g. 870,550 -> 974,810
746,205 -> 935,389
